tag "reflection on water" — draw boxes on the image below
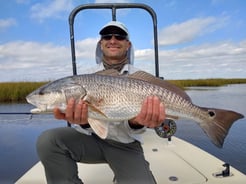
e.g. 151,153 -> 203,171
0,84 -> 246,183
0,104 -> 64,183
175,84 -> 246,175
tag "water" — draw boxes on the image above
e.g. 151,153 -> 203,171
0,104 -> 64,183
175,84 -> 246,176
0,84 -> 245,183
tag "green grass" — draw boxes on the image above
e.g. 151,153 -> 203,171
168,78 -> 246,89
0,78 -> 246,103
0,82 -> 48,103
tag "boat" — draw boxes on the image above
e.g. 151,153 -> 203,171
15,3 -> 246,183
16,129 -> 246,183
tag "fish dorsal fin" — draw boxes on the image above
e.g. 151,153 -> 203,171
128,71 -> 192,102
95,69 -> 120,76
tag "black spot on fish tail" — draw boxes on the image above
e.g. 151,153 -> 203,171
208,110 -> 216,117
200,107 -> 244,148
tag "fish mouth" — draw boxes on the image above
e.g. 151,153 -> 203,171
29,103 -> 49,113
26,93 -> 37,105
30,108 -> 45,113
26,99 -> 38,108
30,107 -> 54,114
26,96 -> 49,113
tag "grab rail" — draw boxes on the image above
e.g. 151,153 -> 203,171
68,3 -> 160,77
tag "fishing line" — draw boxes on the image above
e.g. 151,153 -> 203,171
0,112 -> 57,123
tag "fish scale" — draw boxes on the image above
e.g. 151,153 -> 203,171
26,70 -> 244,147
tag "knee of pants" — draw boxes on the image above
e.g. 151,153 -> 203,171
36,129 -> 58,160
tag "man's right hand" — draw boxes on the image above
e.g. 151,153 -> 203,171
53,98 -> 89,125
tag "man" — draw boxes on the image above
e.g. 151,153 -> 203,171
37,21 -> 165,184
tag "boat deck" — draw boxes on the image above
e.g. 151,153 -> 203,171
16,129 -> 246,184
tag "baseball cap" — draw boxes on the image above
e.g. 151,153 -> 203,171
99,21 -> 129,39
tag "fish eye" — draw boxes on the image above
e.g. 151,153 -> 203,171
208,110 -> 215,117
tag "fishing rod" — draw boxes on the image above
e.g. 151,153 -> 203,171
0,112 -> 71,127
0,112 -> 175,138
0,112 -> 34,122
0,112 -> 33,115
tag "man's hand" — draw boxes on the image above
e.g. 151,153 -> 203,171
129,96 -> 165,128
53,98 -> 88,125
54,96 -> 165,128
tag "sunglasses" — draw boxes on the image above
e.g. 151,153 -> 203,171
101,34 -> 127,41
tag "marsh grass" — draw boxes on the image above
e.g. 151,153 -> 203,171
0,78 -> 246,103
168,78 -> 246,89
0,82 -> 48,103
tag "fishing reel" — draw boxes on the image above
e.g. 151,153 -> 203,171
154,119 -> 177,139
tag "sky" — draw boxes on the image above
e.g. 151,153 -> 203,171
0,0 -> 245,81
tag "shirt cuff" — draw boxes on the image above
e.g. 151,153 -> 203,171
124,121 -> 146,134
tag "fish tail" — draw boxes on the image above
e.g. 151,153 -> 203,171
200,107 -> 244,148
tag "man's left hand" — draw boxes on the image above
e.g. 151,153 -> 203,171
129,96 -> 165,128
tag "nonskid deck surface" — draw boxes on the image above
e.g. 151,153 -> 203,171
16,130 -> 246,184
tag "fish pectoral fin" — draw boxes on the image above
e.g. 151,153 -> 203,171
88,118 -> 109,139
82,95 -> 107,118
83,100 -> 108,118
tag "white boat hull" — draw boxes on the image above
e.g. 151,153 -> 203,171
16,129 -> 246,184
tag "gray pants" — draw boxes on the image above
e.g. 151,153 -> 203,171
36,127 -> 156,184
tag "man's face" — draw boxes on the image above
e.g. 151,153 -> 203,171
100,32 -> 131,64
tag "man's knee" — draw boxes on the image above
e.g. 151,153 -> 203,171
36,129 -> 58,159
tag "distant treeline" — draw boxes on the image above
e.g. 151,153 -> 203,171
0,78 -> 246,103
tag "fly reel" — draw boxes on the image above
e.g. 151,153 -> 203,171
154,119 -> 177,138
